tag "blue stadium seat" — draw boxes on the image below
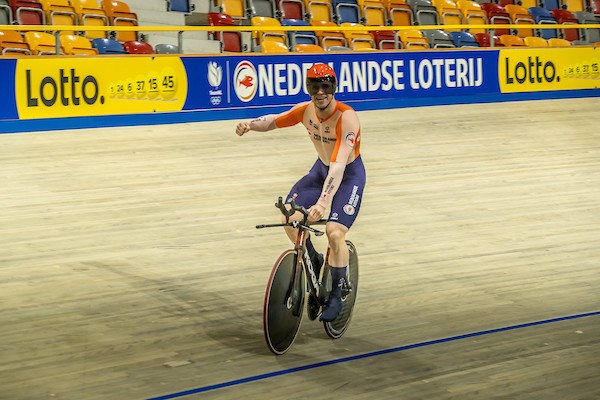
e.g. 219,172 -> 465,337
92,37 -> 128,54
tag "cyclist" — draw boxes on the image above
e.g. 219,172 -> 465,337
236,63 -> 366,322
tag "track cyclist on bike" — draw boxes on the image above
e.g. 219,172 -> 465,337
236,63 -> 366,322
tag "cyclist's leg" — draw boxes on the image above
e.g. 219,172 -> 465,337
321,157 -> 366,321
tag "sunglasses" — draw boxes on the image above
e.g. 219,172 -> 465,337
306,81 -> 336,96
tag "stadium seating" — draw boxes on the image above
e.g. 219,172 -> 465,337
574,11 -> 600,43
251,16 -> 287,48
372,30 -> 400,49
358,0 -> 387,26
208,12 -> 244,52
547,37 -> 571,46
91,37 -> 128,53
499,34 -> 525,46
261,39 -> 289,51
9,0 -> 46,25
282,18 -> 318,49
101,0 -> 138,42
474,32 -> 504,47
398,29 -> 429,48
432,0 -> 463,32
218,0 -> 248,20
481,3 -> 511,36
123,40 -> 154,54
449,31 -> 479,47
341,22 -> 375,50
0,0 -> 13,24
249,0 -> 276,18
60,34 -> 98,55
407,0 -> 439,26
70,0 -> 109,39
278,0 -> 304,20
456,0 -> 486,34
312,20 -> 348,48
563,0 -> 585,12
0,30 -> 32,55
423,29 -> 455,47
155,43 -> 179,53
384,0 -> 412,27
303,0 -> 332,22
552,9 -> 580,42
25,31 -> 63,54
39,0 -> 78,35
528,7 -> 558,40
294,43 -> 324,51
332,0 -> 361,24
505,4 -> 534,38
524,36 -> 548,47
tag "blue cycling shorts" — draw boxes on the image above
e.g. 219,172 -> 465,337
286,156 -> 366,229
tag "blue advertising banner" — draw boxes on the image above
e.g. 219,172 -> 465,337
181,50 -> 500,112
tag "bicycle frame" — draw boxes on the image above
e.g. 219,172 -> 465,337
256,197 -> 328,313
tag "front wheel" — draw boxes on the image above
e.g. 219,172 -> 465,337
263,250 -> 305,355
323,240 -> 359,339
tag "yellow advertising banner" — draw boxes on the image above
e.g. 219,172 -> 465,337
15,57 -> 188,119
498,47 -> 600,93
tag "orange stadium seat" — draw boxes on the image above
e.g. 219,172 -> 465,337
312,20 -> 348,49
123,40 -> 154,54
303,0 -> 332,23
358,0 -> 387,26
563,0 -> 585,13
432,0 -> 463,32
208,12 -> 244,52
24,31 -> 64,54
516,0 -> 536,9
39,0 -> 78,35
499,34 -> 525,47
101,0 -> 138,42
0,30 -> 32,55
294,43 -> 324,51
547,37 -> 571,47
505,4 -> 534,38
251,16 -> 287,48
341,22 -> 375,50
218,0 -> 248,20
70,0 -> 110,39
524,36 -> 548,47
261,40 -> 289,51
60,34 -> 98,54
456,0 -> 486,34
9,0 -> 45,25
383,0 -> 412,27
398,29 -> 429,49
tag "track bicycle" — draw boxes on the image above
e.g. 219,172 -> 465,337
257,197 -> 359,355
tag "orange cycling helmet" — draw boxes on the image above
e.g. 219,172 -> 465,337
306,63 -> 337,95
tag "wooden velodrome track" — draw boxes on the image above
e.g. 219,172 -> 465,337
1,98 -> 599,400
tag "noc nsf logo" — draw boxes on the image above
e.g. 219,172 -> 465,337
207,61 -> 223,106
233,61 -> 258,103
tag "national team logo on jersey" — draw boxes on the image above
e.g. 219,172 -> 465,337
343,204 -> 355,215
345,132 -> 356,147
233,61 -> 258,103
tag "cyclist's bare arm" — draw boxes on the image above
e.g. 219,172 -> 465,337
235,102 -> 309,136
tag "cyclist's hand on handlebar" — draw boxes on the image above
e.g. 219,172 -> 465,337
236,122 -> 251,136
308,204 -> 326,223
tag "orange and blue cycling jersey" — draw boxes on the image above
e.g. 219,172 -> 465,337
274,100 -> 361,166
276,100 -> 366,228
